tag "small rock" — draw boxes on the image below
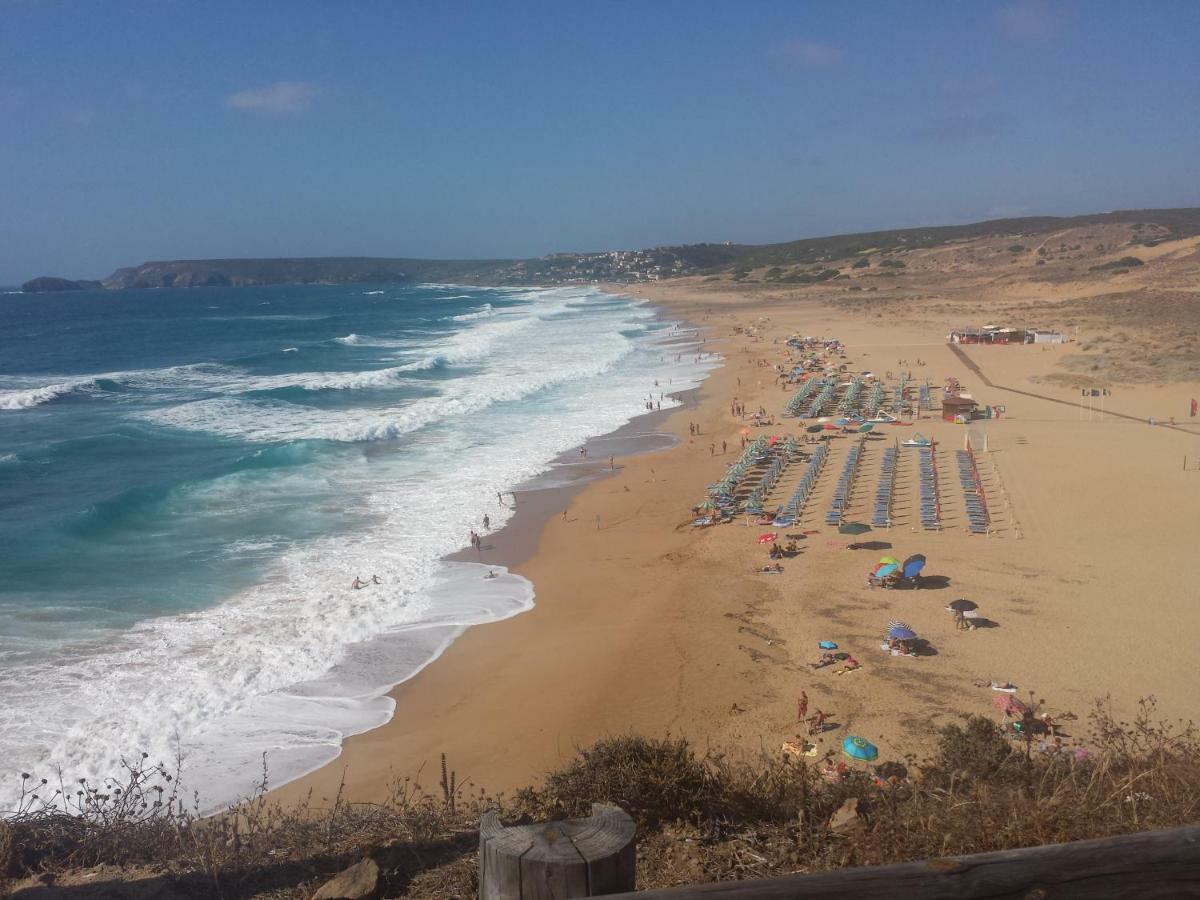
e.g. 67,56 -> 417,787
312,858 -> 379,900
828,798 -> 862,833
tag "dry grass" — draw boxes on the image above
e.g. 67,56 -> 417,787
2,700 -> 1198,898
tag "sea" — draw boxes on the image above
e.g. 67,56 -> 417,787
0,283 -> 715,812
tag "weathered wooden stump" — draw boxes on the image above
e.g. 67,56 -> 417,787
479,802 -> 636,899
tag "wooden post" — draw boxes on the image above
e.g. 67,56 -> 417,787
479,803 -> 636,899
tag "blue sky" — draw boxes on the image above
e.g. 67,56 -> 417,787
3,0 -> 1199,282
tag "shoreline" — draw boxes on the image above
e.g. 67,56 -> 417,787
269,305 -> 720,806
273,276 -> 1200,810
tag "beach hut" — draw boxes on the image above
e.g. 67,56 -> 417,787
942,396 -> 978,423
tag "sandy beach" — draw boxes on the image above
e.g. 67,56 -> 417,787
276,260 -> 1200,808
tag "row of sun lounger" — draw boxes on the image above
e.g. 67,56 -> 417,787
871,447 -> 898,527
782,379 -> 820,417
836,377 -> 864,414
825,440 -> 864,525
863,381 -> 886,417
803,379 -> 837,419
703,436 -> 771,514
744,439 -> 800,514
917,444 -> 942,530
893,374 -> 910,411
771,442 -> 828,526
918,383 -> 931,411
955,448 -> 990,534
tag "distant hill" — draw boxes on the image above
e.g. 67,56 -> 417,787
22,207 -> 1200,291
99,256 -> 516,290
20,276 -> 104,292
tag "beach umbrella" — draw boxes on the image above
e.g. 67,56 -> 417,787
947,598 -> 978,612
993,694 -> 1029,716
858,423 -> 875,433
835,417 -> 850,426
902,554 -> 927,578
839,522 -> 871,535
842,735 -> 879,762
873,562 -> 900,577
806,424 -> 823,433
887,625 -> 917,640
757,533 -> 778,544
818,417 -> 831,423
878,556 -> 900,566
823,423 -> 839,430
698,500 -> 716,510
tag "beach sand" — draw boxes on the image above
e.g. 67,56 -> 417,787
275,275 -> 1200,807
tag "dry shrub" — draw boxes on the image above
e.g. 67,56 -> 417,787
2,700 -> 1198,898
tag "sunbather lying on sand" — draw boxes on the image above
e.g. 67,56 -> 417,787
809,652 -> 837,669
758,563 -> 784,574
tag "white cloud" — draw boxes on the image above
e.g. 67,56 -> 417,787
225,81 -> 321,114
774,40 -> 847,69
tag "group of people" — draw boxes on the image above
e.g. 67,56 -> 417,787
350,575 -> 382,589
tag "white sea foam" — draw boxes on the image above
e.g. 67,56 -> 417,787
448,302 -> 493,321
0,378 -> 98,410
0,286 -> 719,813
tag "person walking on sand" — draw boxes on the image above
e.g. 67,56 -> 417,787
798,691 -> 808,721
609,455 -> 615,470
722,439 -> 727,454
710,443 -> 715,456
483,513 -> 490,531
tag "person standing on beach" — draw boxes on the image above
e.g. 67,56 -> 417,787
609,455 -> 615,470
722,440 -> 727,454
483,514 -> 490,531
710,443 -> 715,456
798,691 -> 808,721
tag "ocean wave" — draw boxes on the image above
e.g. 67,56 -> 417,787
0,285 -> 722,811
447,303 -> 493,322
0,377 -> 102,410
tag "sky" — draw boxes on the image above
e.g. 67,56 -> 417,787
3,0 -> 1200,283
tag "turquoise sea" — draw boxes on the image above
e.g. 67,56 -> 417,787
0,283 -> 714,810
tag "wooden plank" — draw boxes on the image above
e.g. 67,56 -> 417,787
606,825 -> 1200,899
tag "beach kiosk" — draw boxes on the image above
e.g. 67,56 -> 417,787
942,395 -> 978,423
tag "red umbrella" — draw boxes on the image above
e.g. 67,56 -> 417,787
757,533 -> 778,544
992,694 -> 1029,716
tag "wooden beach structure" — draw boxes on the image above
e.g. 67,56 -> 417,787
479,814 -> 1200,898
